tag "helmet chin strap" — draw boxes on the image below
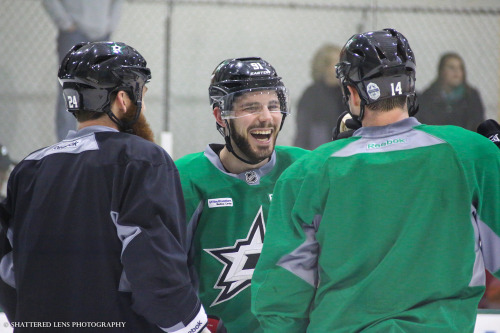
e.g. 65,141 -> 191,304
342,89 -> 365,123
355,102 -> 366,123
224,120 -> 268,166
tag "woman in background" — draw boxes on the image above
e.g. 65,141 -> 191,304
417,52 -> 485,131
293,44 -> 345,150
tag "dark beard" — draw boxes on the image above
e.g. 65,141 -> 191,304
229,121 -> 277,164
122,109 -> 155,143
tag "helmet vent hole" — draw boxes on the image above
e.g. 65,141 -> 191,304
397,42 -> 407,62
352,49 -> 364,58
375,47 -> 386,60
95,55 -> 115,65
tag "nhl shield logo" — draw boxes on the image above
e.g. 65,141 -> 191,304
245,170 -> 259,185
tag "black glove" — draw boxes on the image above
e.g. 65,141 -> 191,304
477,119 -> 500,148
206,315 -> 227,333
332,111 -> 362,141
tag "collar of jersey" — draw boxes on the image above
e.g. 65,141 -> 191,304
353,117 -> 421,138
204,144 -> 277,181
65,125 -> 119,141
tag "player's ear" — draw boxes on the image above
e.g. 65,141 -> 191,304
113,91 -> 130,117
213,106 -> 227,128
347,85 -> 361,107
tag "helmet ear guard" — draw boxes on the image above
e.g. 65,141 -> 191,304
58,41 -> 151,132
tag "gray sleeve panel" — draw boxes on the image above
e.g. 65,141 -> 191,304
110,211 -> 141,292
0,227 -> 15,288
276,215 -> 321,287
110,211 -> 142,256
469,205 -> 486,287
118,270 -> 131,292
476,207 -> 500,274
185,200 -> 204,253
0,252 -> 15,288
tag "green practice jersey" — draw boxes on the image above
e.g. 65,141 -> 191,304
252,118 -> 500,332
176,144 -> 308,332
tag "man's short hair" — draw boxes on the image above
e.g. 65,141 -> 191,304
368,96 -> 407,112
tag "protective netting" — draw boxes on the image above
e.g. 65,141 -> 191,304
0,0 -> 499,161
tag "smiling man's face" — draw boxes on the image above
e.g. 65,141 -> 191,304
228,90 -> 283,163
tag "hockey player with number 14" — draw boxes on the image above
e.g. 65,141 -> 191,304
175,57 -> 308,332
252,29 -> 500,332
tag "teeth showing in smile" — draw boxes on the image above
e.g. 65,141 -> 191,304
251,129 -> 272,142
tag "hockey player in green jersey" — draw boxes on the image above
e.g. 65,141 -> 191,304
175,57 -> 308,332
252,29 -> 500,332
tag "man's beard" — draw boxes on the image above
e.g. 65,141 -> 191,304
229,121 -> 278,164
122,109 -> 155,142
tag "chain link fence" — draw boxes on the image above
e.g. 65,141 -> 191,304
1,0 -> 499,162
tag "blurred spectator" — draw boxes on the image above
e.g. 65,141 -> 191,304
417,52 -> 485,131
0,144 -> 15,201
42,0 -> 124,141
293,44 -> 345,150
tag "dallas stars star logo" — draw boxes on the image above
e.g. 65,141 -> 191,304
110,43 -> 125,54
204,206 -> 266,306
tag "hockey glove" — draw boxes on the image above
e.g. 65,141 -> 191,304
206,315 -> 227,333
332,110 -> 362,141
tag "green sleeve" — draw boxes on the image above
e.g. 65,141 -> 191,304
251,158 -> 329,332
473,143 -> 500,279
175,157 -> 202,224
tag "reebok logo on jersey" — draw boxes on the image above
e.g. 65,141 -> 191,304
208,198 -> 233,208
52,140 -> 80,151
186,321 -> 203,333
367,138 -> 407,150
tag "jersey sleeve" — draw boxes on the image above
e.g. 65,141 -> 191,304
112,156 -> 207,333
473,142 -> 500,279
0,195 -> 16,322
251,159 -> 329,332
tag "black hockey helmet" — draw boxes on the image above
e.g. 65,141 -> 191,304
58,41 -> 151,130
208,57 -> 289,164
209,57 -> 285,103
209,57 -> 289,126
336,28 -> 418,119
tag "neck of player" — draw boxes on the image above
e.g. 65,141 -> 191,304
219,146 -> 269,174
361,107 -> 409,127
